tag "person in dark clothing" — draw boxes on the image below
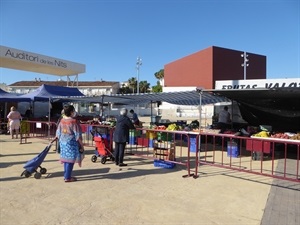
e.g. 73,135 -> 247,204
217,106 -> 231,133
113,108 -> 135,167
24,107 -> 33,119
129,109 -> 140,126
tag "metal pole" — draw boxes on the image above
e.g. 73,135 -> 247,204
198,90 -> 202,165
136,56 -> 142,115
241,51 -> 249,80
199,91 -> 202,129
244,51 -> 247,80
48,98 -> 51,138
136,56 -> 142,94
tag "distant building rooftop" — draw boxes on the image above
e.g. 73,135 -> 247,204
8,80 -> 119,87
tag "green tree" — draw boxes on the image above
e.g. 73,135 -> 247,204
139,80 -> 150,93
128,77 -> 137,93
119,83 -> 132,94
154,69 -> 164,80
152,69 -> 164,93
152,81 -> 162,93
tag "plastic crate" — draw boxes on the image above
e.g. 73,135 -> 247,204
153,159 -> 175,169
189,135 -> 197,152
227,141 -> 239,158
190,142 -> 197,152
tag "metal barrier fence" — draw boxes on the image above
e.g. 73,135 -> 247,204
19,120 -> 57,144
82,125 -> 299,182
196,133 -> 300,182
19,121 -> 300,182
126,128 -> 196,178
79,124 -> 196,178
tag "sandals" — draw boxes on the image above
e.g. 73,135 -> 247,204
64,177 -> 77,182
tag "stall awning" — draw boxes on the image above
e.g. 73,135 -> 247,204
211,88 -> 300,132
58,90 -> 229,106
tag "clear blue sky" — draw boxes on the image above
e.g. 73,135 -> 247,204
0,0 -> 299,87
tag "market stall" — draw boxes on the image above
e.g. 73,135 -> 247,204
211,87 -> 300,132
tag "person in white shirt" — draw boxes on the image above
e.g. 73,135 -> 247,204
7,106 -> 21,139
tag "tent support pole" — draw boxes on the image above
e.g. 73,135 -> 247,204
150,101 -> 153,124
199,90 -> 203,166
101,95 -> 104,119
48,98 -> 51,138
199,90 -> 202,129
231,99 -> 233,130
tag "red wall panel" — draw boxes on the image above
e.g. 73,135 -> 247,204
164,46 -> 266,89
164,47 -> 214,89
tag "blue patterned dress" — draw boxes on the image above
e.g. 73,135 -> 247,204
56,117 -> 83,166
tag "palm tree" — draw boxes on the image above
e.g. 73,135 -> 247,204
152,69 -> 164,93
128,77 -> 137,93
119,84 -> 132,94
154,69 -> 164,80
139,80 -> 150,93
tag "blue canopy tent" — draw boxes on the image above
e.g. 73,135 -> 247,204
0,89 -> 32,120
20,84 -> 85,135
0,89 -> 31,102
21,84 -> 84,101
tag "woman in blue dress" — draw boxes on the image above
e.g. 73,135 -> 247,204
56,105 -> 84,182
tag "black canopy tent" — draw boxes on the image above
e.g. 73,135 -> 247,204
62,90 -> 229,106
211,87 -> 300,132
54,90 -> 230,127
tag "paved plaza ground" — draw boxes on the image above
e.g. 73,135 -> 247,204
0,134 -> 299,225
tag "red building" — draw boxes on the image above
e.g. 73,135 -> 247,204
164,46 -> 266,89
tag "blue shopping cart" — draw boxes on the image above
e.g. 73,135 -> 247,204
20,140 -> 55,179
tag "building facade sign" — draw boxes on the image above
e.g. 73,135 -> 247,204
215,78 -> 300,90
0,45 -> 85,75
1,46 -> 68,69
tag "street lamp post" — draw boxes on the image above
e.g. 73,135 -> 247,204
136,57 -> 142,115
241,51 -> 249,80
136,56 -> 142,94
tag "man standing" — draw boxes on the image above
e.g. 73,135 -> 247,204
113,108 -> 135,167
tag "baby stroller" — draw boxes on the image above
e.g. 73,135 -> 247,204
91,133 -> 114,164
20,140 -> 55,179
